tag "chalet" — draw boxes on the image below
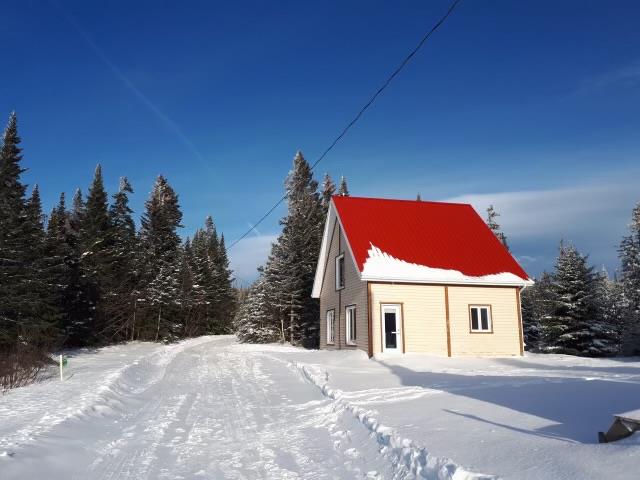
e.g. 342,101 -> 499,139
311,196 -> 533,357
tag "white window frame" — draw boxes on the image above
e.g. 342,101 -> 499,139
326,310 -> 335,344
345,305 -> 356,345
335,254 -> 345,290
469,305 -> 492,333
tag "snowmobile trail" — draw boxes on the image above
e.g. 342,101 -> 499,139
1,337 -> 394,479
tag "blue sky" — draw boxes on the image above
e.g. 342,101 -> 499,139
2,0 -> 639,284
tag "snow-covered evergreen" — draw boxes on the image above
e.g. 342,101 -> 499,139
236,151 -> 326,347
523,242 -> 620,356
619,202 -> 640,354
337,175 -> 349,196
0,111 -> 239,387
0,114 -> 59,386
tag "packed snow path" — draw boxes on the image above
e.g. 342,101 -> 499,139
0,337 -> 400,479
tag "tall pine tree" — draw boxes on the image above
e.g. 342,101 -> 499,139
619,202 -> 640,354
337,175 -> 349,196
540,243 -> 604,355
102,178 -> 138,342
138,176 -> 184,341
0,114 -> 58,384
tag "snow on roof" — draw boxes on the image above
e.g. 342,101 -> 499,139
362,244 -> 531,286
312,196 -> 532,297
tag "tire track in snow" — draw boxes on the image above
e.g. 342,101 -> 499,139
3,337 -> 401,479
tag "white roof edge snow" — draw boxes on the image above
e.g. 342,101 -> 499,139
361,244 -> 534,287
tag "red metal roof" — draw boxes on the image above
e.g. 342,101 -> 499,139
332,196 -> 530,280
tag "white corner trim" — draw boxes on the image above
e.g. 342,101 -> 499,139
311,204 -> 335,298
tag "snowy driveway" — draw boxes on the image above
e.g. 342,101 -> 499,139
3,337 -> 639,479
0,337 -> 400,479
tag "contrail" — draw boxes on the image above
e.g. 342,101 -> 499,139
51,1 -> 210,171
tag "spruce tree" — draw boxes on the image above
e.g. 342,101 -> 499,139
321,173 -> 336,211
102,178 -> 138,341
45,193 -> 92,346
70,188 -> 86,234
0,113 -> 26,352
521,272 -> 554,351
0,113 -> 58,379
83,165 -> 110,245
486,205 -> 509,251
541,242 -> 603,354
138,175 -> 184,341
179,238 -> 197,337
236,152 -> 325,346
214,233 -> 236,333
235,275 -> 280,343
619,202 -> 640,354
337,175 -> 349,196
78,164 -> 112,343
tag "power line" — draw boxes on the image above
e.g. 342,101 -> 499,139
229,0 -> 462,250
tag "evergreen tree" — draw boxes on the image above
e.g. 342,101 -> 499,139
337,175 -> 349,196
45,193 -> 92,346
78,164 -> 112,343
595,271 -> 625,354
138,176 -> 184,341
0,113 -> 26,351
70,188 -> 86,234
214,234 -> 236,333
541,242 -> 604,355
236,152 -> 325,346
0,114 -> 58,381
619,202 -> 640,354
178,239 -> 197,337
486,205 -> 509,251
321,173 -> 336,210
280,152 -> 324,345
521,272 -> 554,351
102,178 -> 138,341
235,275 -> 280,343
82,165 -> 110,248
140,175 -> 183,258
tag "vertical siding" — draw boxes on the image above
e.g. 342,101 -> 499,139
318,220 -> 368,353
448,286 -> 521,356
369,283 -> 449,356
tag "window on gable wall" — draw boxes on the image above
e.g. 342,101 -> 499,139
470,306 -> 492,332
346,305 -> 356,345
326,310 -> 335,344
335,254 -> 345,290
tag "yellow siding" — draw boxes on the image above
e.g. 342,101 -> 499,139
369,283 -> 448,356
448,286 -> 521,356
319,220 -> 368,353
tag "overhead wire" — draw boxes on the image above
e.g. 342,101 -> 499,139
228,0 -> 462,249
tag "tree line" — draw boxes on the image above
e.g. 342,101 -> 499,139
487,204 -> 640,356
234,151 -> 348,347
0,112 -> 236,388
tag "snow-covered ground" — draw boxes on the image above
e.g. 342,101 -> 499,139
1,336 -> 639,479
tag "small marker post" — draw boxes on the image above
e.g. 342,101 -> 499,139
59,354 -> 63,381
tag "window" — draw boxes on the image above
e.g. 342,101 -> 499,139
326,310 -> 335,344
335,254 -> 345,290
345,305 -> 356,345
470,306 -> 492,332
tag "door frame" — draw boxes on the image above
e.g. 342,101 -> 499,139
380,303 -> 404,353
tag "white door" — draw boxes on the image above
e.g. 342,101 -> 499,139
381,304 -> 402,353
